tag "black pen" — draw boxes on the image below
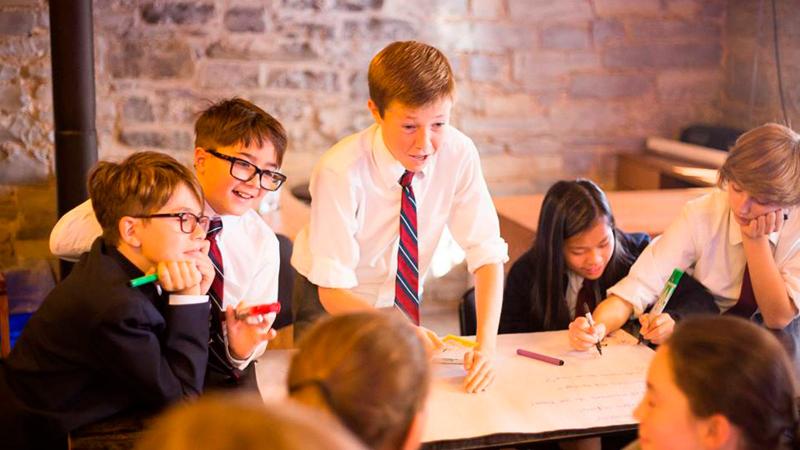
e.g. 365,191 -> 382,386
582,303 -> 603,356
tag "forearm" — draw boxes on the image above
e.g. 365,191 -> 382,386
593,295 -> 635,334
743,238 -> 797,328
318,287 -> 374,315
473,263 -> 504,352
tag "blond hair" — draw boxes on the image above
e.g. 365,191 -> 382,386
288,311 -> 430,450
88,151 -> 203,246
368,41 -> 455,117
718,123 -> 800,206
135,395 -> 367,450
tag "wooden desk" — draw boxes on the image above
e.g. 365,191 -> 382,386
256,330 -> 653,449
494,188 -> 713,268
617,153 -> 718,190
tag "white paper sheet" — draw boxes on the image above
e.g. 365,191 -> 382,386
422,330 -> 653,442
256,330 -> 654,444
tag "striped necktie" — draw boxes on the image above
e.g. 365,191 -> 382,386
396,170 -> 420,325
206,217 -> 239,379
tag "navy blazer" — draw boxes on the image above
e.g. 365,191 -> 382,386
500,231 -> 650,334
0,238 -> 209,447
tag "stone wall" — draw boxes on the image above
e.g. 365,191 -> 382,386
0,0 -> 54,269
722,0 -> 800,130
1,0 -> 731,269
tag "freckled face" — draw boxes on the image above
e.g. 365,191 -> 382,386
370,97 -> 452,172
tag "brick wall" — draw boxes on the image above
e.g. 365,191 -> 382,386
721,0 -> 800,130
1,0 -> 733,268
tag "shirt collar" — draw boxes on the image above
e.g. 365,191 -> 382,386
371,124 -> 431,190
727,209 -> 780,246
204,202 -> 241,227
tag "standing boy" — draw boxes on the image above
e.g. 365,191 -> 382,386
0,152 -> 213,449
291,41 -> 508,393
49,99 -> 288,390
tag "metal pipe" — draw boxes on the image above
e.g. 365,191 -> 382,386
48,0 -> 97,217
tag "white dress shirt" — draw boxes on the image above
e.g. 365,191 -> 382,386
49,199 -> 280,368
291,123 -> 509,308
566,271 -> 583,320
608,189 -> 800,316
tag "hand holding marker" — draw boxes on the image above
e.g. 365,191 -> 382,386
582,303 -> 603,356
638,268 -> 684,344
129,273 -> 281,320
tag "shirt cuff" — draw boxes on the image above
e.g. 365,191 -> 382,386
305,256 -> 359,289
226,341 -> 267,370
463,239 -> 509,274
168,294 -> 209,306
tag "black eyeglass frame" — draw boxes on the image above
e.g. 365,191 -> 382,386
133,212 -> 211,234
205,149 -> 287,192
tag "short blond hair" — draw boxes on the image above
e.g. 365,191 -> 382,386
718,123 -> 800,206
288,311 -> 430,450
88,151 -> 204,245
368,41 -> 455,117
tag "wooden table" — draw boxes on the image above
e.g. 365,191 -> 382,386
494,188 -> 713,269
257,330 -> 653,449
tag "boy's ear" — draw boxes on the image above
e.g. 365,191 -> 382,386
118,216 -> 142,248
700,414 -> 735,449
193,147 -> 206,174
367,99 -> 383,124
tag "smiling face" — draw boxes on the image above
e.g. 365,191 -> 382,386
727,181 -> 782,226
369,97 -> 452,172
194,141 -> 279,216
131,182 -> 208,269
563,217 -> 615,280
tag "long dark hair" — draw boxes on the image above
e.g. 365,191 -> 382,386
529,179 -> 636,330
668,316 -> 799,450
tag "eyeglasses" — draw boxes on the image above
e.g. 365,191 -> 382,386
205,149 -> 287,191
134,212 -> 211,234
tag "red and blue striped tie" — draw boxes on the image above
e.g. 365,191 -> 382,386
396,170 -> 420,325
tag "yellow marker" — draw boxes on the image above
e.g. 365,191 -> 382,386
442,334 -> 478,348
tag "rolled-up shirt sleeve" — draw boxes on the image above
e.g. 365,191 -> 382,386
607,203 -> 699,316
50,199 -> 102,261
303,165 -> 361,289
447,142 -> 508,273
778,237 -> 800,314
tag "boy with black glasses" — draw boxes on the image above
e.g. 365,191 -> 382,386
49,98 -> 288,390
0,152 -> 213,449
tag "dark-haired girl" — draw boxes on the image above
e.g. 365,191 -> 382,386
628,315 -> 799,450
500,179 -> 650,334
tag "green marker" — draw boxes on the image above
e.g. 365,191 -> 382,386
639,268 -> 684,344
128,273 -> 158,288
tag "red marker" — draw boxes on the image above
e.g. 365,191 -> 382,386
234,302 -> 281,320
516,348 -> 565,366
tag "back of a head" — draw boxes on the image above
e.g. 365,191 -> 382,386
194,97 -> 288,166
88,151 -> 203,246
718,122 -> 800,206
288,311 -> 431,450
667,316 -> 799,450
368,40 -> 455,117
135,395 -> 367,450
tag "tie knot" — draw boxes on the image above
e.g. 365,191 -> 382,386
399,170 -> 415,188
207,217 -> 223,239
